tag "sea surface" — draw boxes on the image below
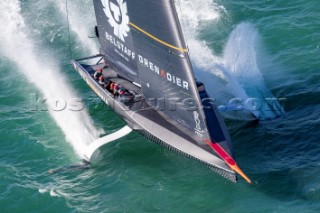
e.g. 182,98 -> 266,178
0,0 -> 320,212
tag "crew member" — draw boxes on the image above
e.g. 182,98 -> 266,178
119,89 -> 125,96
109,82 -> 115,93
104,81 -> 111,92
98,75 -> 104,85
113,83 -> 119,97
94,67 -> 102,79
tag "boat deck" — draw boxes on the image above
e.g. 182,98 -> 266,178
82,63 -> 147,108
72,58 -> 237,182
81,63 -> 201,139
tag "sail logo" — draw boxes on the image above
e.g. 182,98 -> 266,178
102,0 -> 130,42
193,111 -> 204,138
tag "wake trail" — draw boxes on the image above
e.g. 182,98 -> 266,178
0,0 -> 103,157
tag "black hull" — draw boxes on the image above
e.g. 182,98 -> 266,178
72,55 -> 236,182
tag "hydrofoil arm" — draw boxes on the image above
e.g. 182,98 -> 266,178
84,125 -> 133,161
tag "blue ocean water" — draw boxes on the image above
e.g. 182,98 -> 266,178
0,0 -> 320,212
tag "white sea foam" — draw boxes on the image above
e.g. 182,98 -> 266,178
0,0 -> 103,157
53,0 -> 99,55
176,0 -> 224,76
223,23 -> 285,118
38,188 -> 48,194
176,0 -> 284,120
49,189 -> 61,197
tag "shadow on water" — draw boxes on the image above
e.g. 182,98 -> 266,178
47,160 -> 90,175
253,166 -> 320,202
231,104 -> 320,205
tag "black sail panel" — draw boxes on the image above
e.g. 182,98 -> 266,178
93,0 -> 138,81
132,0 -> 211,143
93,0 -> 226,148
